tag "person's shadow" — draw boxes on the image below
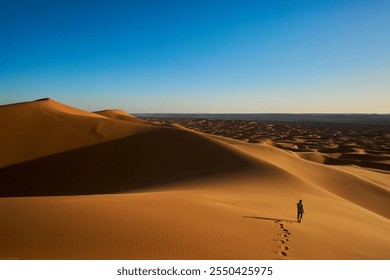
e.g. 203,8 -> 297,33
243,216 -> 297,223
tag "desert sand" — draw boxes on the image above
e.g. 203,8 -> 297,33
0,98 -> 389,260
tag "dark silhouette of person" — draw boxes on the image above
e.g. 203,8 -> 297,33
297,199 -> 304,223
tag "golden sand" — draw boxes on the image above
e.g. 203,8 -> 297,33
0,99 -> 389,259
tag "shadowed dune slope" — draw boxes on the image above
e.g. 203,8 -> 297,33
94,109 -> 145,124
1,99 -> 298,197
0,98 -> 155,168
0,127 -> 274,197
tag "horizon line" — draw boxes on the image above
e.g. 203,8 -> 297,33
133,112 -> 390,115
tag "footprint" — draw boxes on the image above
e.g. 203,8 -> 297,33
278,251 -> 287,257
275,221 -> 292,259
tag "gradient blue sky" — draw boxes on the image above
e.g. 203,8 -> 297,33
1,0 -> 389,113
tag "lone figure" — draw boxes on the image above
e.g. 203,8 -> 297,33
297,199 -> 304,223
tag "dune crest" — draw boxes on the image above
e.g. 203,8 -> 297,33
0,98 -> 153,167
34,98 -> 108,119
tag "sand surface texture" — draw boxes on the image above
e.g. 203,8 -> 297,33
0,99 -> 389,259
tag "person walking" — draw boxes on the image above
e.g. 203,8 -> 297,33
297,199 -> 304,223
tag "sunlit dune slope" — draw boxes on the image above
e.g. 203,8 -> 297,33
206,135 -> 390,219
0,98 -> 153,168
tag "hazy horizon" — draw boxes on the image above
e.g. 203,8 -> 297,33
1,0 -> 389,113
2,98 -> 390,115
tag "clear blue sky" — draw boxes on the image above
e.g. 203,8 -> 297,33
1,0 -> 389,113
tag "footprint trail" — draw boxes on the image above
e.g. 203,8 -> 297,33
274,220 -> 294,259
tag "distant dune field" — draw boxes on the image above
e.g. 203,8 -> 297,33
0,99 -> 389,259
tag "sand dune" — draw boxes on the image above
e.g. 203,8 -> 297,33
0,99 -> 389,259
0,98 -> 153,168
0,126 -> 269,197
94,109 -> 146,123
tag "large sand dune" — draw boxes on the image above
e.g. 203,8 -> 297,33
0,98 -> 152,168
0,99 -> 389,259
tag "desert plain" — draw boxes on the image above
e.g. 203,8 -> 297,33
0,98 -> 389,259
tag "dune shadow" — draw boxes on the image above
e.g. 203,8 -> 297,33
0,127 -> 260,197
243,216 -> 297,223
